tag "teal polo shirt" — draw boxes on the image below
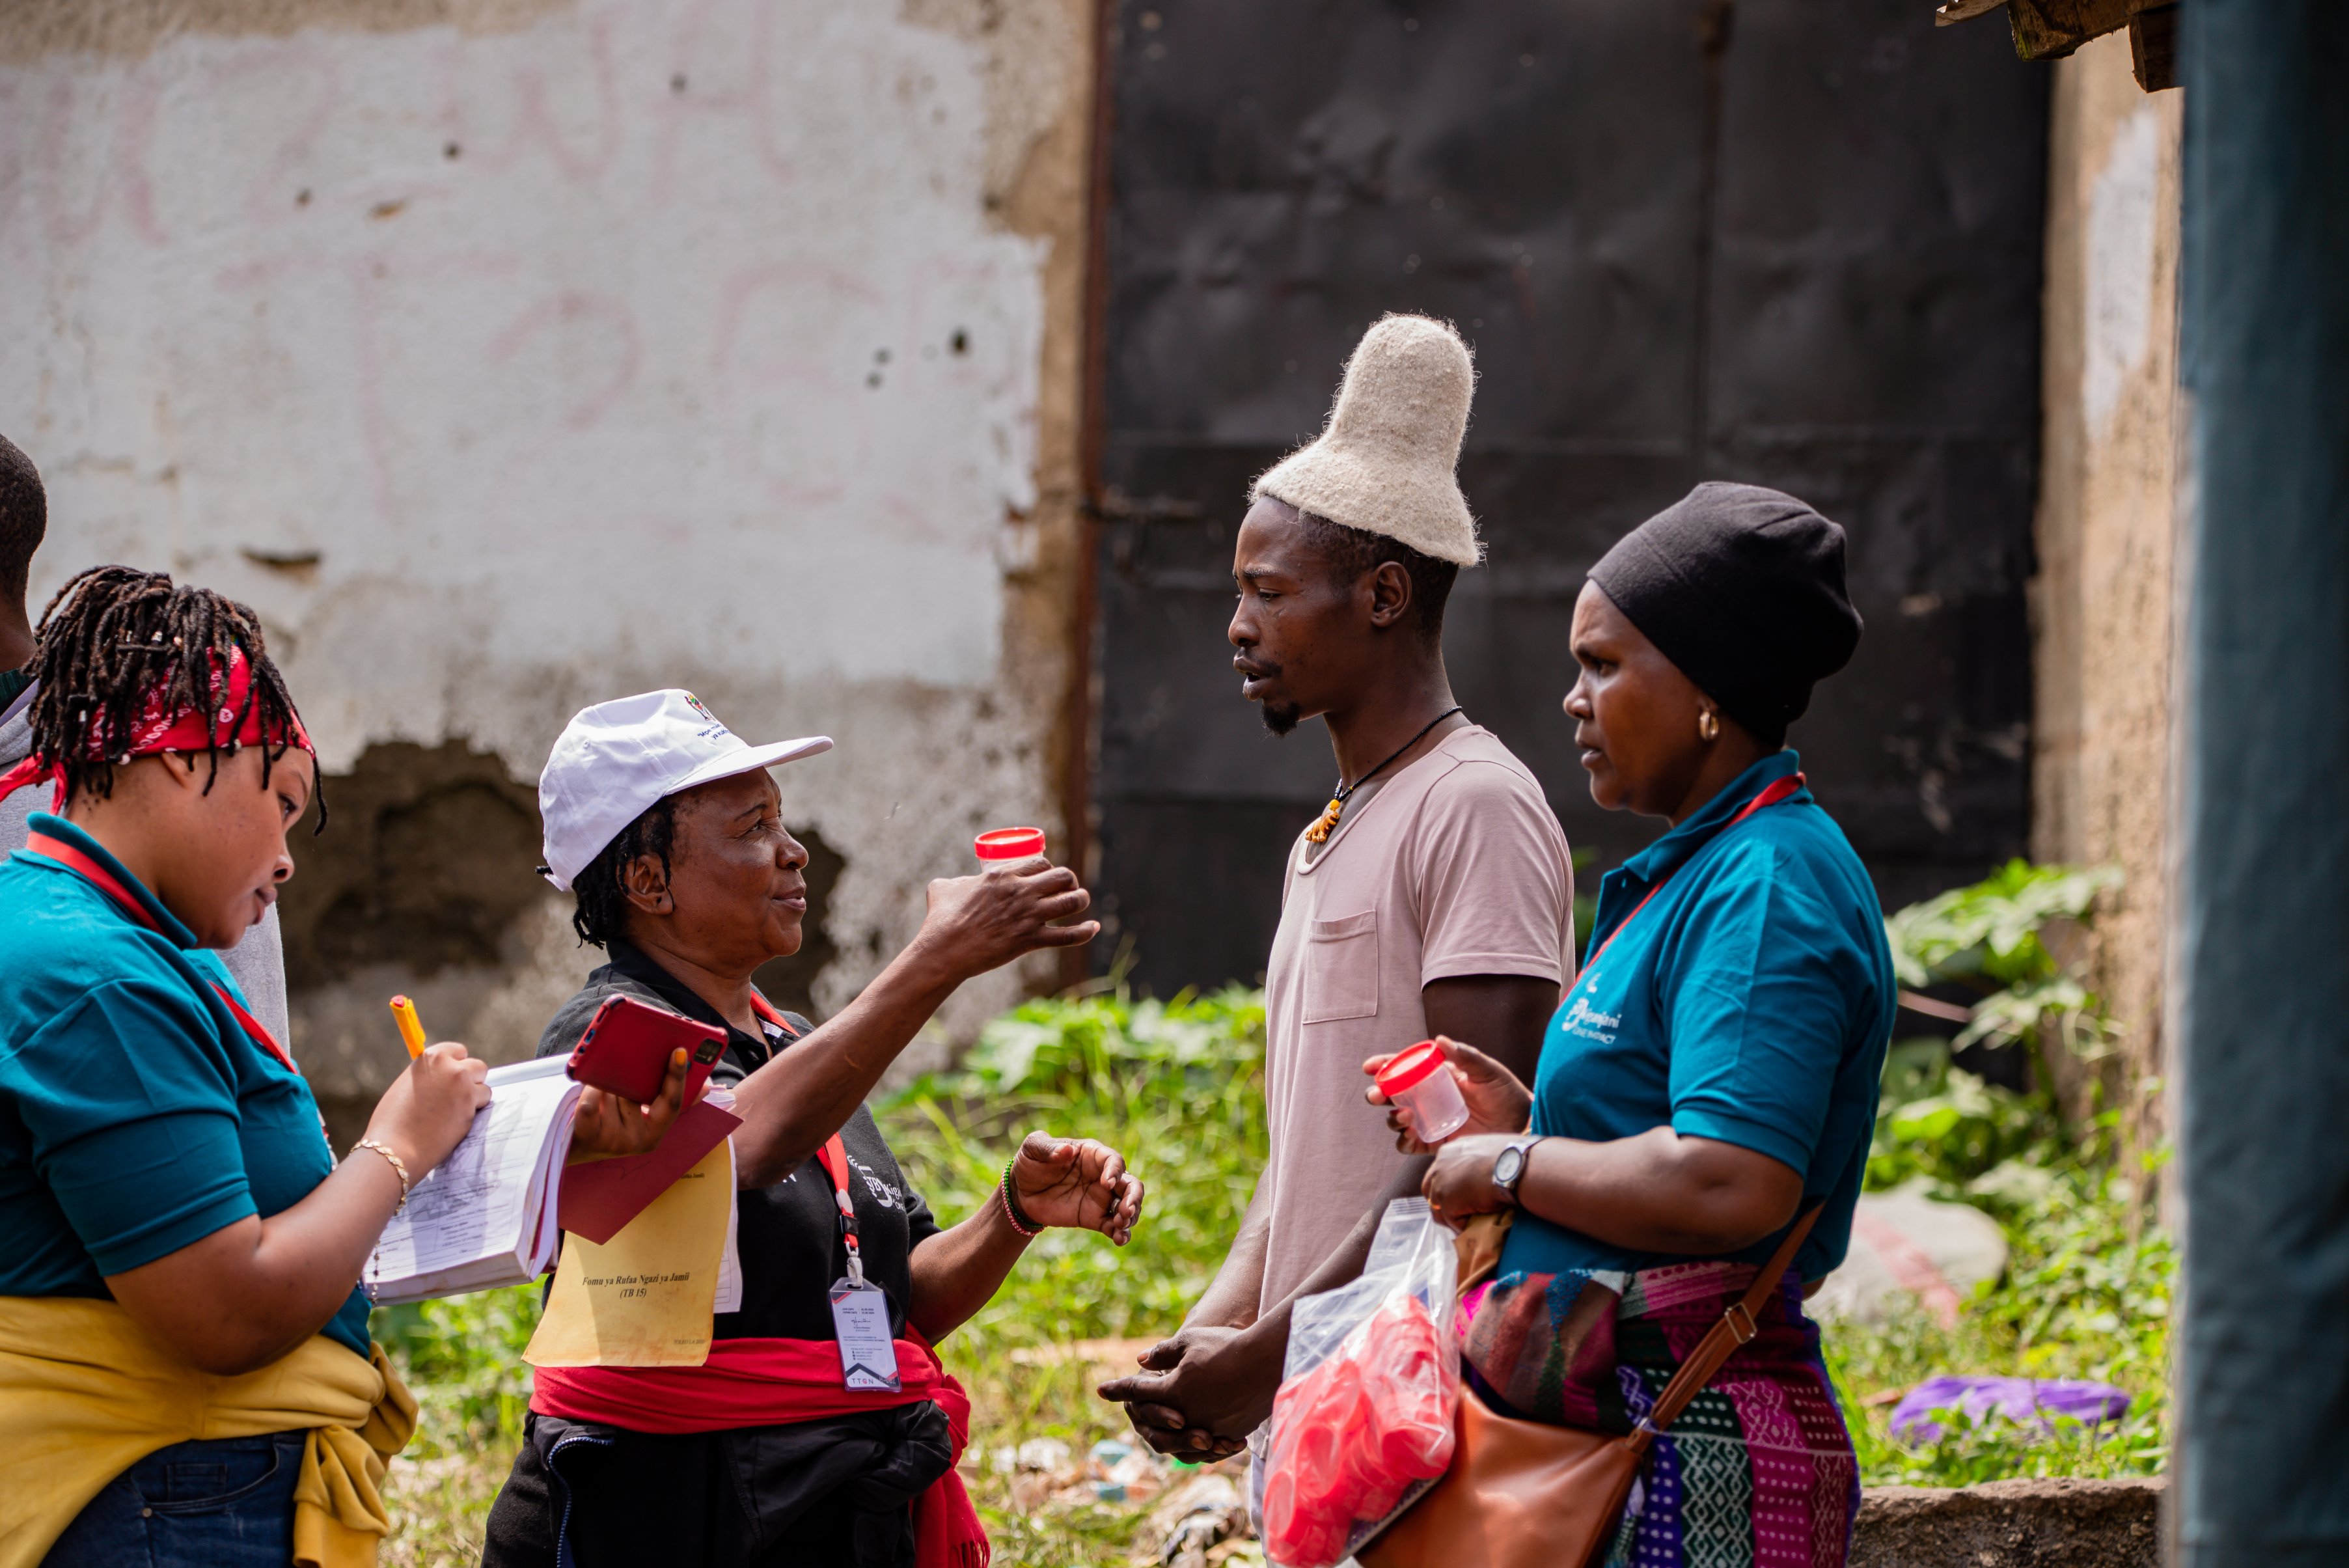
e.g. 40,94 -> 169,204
0,813 -> 369,1358
1500,752 -> 1895,1285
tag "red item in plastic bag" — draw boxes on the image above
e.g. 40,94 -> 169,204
1263,1294 -> 1456,1567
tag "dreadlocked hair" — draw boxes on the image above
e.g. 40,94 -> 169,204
570,795 -> 679,949
29,565 -> 324,828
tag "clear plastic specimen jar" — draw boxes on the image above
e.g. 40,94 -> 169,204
1375,1039 -> 1470,1144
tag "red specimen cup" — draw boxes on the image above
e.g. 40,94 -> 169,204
974,827 -> 1047,862
1374,1039 -> 1470,1144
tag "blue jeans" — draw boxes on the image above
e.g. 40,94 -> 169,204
44,1430 -> 305,1567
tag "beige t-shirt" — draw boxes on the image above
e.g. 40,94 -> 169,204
1257,724 -> 1576,1311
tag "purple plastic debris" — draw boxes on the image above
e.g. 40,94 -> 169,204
1889,1376 -> 2130,1444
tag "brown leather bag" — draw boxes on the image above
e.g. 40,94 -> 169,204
1362,1204 -> 1823,1568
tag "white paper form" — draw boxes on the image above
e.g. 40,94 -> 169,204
364,1056 -> 582,1305
714,1138 -> 742,1315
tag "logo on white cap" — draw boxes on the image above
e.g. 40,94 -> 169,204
538,689 -> 832,892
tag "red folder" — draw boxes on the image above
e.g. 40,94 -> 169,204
559,1096 -> 743,1245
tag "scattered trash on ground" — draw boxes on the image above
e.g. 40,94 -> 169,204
1139,1468 -> 1257,1568
984,1426 -> 1254,1519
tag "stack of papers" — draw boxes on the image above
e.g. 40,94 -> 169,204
363,1056 -> 583,1306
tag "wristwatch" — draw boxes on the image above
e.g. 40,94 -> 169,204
1490,1136 -> 1545,1204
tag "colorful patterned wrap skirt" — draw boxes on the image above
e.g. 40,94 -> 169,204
1460,1260 -> 1860,1568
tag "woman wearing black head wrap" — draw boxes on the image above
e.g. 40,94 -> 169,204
1394,484 -> 1893,1568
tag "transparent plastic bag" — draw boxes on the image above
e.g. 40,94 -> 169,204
1260,1198 -> 1459,1567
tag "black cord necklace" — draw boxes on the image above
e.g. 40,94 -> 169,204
1306,705 -> 1464,844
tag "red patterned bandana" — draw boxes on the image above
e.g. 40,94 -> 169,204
0,646 -> 315,809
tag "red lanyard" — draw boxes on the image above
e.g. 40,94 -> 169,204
746,993 -> 863,1271
24,831 -> 297,1071
1581,772 -> 1807,980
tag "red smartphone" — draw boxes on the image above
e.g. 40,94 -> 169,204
566,995 -> 730,1105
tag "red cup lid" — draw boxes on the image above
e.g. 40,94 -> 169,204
1375,1040 -> 1446,1093
974,827 -> 1047,860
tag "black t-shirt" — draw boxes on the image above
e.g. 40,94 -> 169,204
536,940 -> 941,1343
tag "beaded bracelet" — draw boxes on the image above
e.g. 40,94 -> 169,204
998,1156 -> 1042,1238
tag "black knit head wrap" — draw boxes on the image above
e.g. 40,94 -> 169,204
1587,482 -> 1862,743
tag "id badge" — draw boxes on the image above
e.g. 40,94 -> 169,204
829,1278 -> 901,1391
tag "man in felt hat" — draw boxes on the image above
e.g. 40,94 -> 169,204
1100,315 -> 1577,1458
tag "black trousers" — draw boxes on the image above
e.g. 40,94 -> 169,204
479,1406 -> 952,1568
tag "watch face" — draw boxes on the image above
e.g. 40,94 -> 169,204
1492,1146 -> 1525,1189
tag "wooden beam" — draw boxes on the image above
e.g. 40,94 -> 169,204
1933,0 -> 2011,26
2132,3 -> 2182,90
2006,0 -> 2135,60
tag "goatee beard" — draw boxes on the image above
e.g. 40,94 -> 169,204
1260,703 -> 1302,737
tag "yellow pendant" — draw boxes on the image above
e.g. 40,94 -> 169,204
1305,797 -> 1345,844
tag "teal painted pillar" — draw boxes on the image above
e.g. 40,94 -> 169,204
2174,1 -> 2349,1563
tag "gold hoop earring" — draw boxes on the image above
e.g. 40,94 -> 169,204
1697,709 -> 1720,743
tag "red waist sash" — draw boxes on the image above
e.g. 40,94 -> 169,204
532,1336 -> 988,1568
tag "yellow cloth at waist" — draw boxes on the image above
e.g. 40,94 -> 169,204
0,1295 -> 417,1568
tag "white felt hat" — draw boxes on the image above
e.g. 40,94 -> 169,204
538,689 -> 832,891
1252,313 -> 1482,566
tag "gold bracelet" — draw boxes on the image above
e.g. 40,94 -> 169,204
353,1138 -> 411,1215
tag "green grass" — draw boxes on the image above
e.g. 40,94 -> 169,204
371,985 -> 2169,1562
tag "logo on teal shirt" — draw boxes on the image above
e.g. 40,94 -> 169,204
1558,992 -> 1621,1045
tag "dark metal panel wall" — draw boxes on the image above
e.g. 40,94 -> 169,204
1093,0 -> 2047,994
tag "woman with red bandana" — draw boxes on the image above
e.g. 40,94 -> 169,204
0,568 -> 680,1568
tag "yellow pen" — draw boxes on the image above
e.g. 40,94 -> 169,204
389,995 -> 428,1060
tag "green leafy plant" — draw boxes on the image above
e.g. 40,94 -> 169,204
1885,860 -> 2123,1060
1867,1039 -> 2060,1192
1869,859 -> 2129,1188
879,982 -> 1270,1345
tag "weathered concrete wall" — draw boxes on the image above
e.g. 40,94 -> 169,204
0,0 -> 1097,1133
2029,32 -> 2182,1143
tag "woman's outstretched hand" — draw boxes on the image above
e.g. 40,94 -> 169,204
1362,1035 -> 1534,1153
1010,1131 -> 1144,1245
917,857 -> 1101,980
570,1047 -> 694,1159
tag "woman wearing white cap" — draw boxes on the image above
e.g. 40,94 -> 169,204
482,689 -> 1140,1568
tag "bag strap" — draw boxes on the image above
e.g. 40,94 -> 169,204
1634,1202 -> 1825,1442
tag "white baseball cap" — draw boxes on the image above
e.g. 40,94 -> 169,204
538,689 -> 832,891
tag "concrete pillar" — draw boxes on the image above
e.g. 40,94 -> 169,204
2173,1 -> 2349,1562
